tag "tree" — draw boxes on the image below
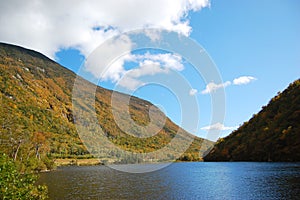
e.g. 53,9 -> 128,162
32,132 -> 49,160
0,153 -> 48,199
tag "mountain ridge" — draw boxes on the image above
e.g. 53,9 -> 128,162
204,79 -> 300,161
0,42 -> 212,169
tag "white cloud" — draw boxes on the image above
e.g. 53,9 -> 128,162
118,76 -> 145,91
201,81 -> 231,94
189,88 -> 198,96
128,61 -> 167,77
201,123 -> 238,131
138,53 -> 184,71
144,29 -> 163,42
201,76 -> 257,95
0,0 -> 210,58
233,76 -> 257,85
114,52 -> 184,90
84,34 -> 133,81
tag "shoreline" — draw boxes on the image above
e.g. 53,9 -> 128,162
54,158 -> 300,167
54,158 -> 103,166
41,159 -> 300,172
53,158 -> 199,167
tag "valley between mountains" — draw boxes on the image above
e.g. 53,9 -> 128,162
0,42 -> 299,171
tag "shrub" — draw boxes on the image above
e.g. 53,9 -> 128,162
0,153 -> 48,200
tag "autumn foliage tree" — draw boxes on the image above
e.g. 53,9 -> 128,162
32,132 -> 50,160
204,79 -> 300,161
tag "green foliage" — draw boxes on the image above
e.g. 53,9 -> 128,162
0,153 -> 48,200
0,42 -> 213,165
204,79 -> 300,161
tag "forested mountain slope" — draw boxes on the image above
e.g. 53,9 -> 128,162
0,43 -> 212,169
204,79 -> 300,161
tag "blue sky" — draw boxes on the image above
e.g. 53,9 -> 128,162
189,0 -> 300,136
1,0 -> 299,140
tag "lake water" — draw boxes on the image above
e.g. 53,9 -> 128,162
39,162 -> 300,199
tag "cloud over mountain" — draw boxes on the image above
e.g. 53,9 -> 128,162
0,0 -> 210,58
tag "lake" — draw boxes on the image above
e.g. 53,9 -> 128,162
38,162 -> 300,199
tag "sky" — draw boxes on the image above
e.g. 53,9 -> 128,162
0,0 -> 299,141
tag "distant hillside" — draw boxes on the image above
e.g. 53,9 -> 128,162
0,42 -> 212,168
204,79 -> 300,161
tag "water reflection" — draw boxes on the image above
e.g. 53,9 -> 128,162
38,162 -> 300,199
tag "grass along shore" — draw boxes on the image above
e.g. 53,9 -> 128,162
54,158 -> 103,166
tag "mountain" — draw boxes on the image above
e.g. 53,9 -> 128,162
204,79 -> 300,161
0,42 -> 213,167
